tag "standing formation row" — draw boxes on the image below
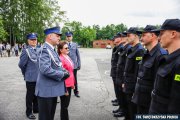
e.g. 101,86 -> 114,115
110,18 -> 180,120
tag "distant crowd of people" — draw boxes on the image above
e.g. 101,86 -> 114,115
0,43 -> 24,57
0,42 -> 42,57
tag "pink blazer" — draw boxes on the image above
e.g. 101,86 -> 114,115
60,54 -> 75,87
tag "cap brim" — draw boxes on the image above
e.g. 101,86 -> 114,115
136,30 -> 143,34
54,33 -> 62,36
122,32 -> 127,36
126,31 -> 139,35
137,30 -> 157,34
151,28 -> 164,32
123,32 -> 127,34
28,37 -> 37,40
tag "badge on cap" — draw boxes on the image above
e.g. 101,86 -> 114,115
26,33 -> 38,40
65,31 -> 73,37
44,27 -> 62,36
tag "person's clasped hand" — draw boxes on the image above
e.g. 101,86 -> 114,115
62,69 -> 70,81
77,66 -> 80,70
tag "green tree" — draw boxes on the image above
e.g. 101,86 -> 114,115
115,23 -> 128,33
93,23 -> 127,40
62,21 -> 82,43
0,0 -> 66,44
0,15 -> 7,42
93,24 -> 101,40
79,26 -> 96,47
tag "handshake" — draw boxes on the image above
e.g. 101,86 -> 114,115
62,69 -> 70,81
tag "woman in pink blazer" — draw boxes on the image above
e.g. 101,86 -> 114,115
58,41 -> 75,120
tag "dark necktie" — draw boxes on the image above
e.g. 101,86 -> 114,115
68,43 -> 71,48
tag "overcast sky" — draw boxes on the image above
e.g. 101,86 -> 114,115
60,0 -> 180,28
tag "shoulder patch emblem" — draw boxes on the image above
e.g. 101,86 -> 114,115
174,74 -> 180,81
136,57 -> 142,61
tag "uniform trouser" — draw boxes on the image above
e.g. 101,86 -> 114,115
60,87 -> 72,120
38,97 -> 57,120
0,51 -> 2,57
73,69 -> 79,94
137,105 -> 149,114
26,82 -> 38,116
123,94 -> 129,120
118,84 -> 127,113
7,50 -> 10,57
112,77 -> 119,101
15,50 -> 18,56
126,93 -> 137,120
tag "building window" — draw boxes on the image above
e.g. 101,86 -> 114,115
96,43 -> 98,45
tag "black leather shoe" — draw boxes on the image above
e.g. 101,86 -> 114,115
113,112 -> 125,117
111,99 -> 118,103
75,94 -> 80,98
112,101 -> 119,106
112,108 -> 120,113
27,113 -> 36,119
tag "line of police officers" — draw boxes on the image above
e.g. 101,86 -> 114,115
110,18 -> 180,120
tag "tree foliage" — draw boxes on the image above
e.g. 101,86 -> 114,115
62,21 -> 96,47
0,15 -> 7,42
79,26 -> 96,47
61,21 -> 127,47
93,23 -> 127,40
0,0 -> 66,44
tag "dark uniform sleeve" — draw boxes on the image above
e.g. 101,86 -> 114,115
154,48 -> 168,78
134,49 -> 144,81
168,63 -> 180,113
18,48 -> 28,76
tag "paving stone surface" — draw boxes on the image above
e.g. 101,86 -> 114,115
0,48 -> 123,120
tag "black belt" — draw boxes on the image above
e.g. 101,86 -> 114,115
152,91 -> 169,104
124,72 -> 134,77
137,77 -> 153,86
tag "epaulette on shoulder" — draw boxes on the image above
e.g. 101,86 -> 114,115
118,45 -> 124,49
138,44 -> 144,50
42,45 -> 47,49
160,48 -> 168,55
127,45 -> 132,49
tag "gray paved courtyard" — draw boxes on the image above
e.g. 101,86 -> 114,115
0,48 -> 123,120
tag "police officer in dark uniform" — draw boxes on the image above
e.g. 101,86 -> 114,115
113,32 -> 132,118
19,33 -> 39,119
123,27 -> 145,120
110,33 -> 124,106
131,25 -> 168,114
149,19 -> 180,113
